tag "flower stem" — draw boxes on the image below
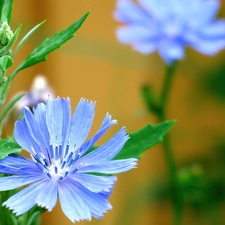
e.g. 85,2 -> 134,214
142,62 -> 182,225
157,62 -> 182,225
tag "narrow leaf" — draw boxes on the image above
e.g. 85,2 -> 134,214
12,11 -> 90,79
114,120 -> 176,160
0,93 -> 25,124
12,20 -> 46,57
0,0 -> 13,25
0,139 -> 22,159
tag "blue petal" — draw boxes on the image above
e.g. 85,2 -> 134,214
0,154 -> 40,174
68,174 -> 117,193
158,40 -> 184,64
199,20 -> 225,38
79,113 -> 117,156
36,179 -> 58,211
114,0 -> 150,24
14,116 -> 47,154
78,158 -> 137,174
0,173 -> 45,191
33,102 -> 50,149
116,26 -> 158,45
58,181 -> 91,223
187,0 -> 220,27
61,98 -> 71,150
23,107 -> 49,157
77,128 -> 129,165
69,99 -> 95,151
65,180 -> 112,219
0,153 -> 35,167
46,97 -> 63,147
3,179 -> 47,216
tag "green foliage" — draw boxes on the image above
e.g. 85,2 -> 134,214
12,20 -> 46,57
0,138 -> 22,159
0,0 -> 13,25
0,55 -> 13,83
114,120 -> 176,160
12,11 -> 90,78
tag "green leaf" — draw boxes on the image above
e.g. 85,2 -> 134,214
0,138 -> 22,159
12,20 -> 46,57
0,93 -> 24,125
114,120 -> 176,160
12,11 -> 90,79
0,0 -> 13,25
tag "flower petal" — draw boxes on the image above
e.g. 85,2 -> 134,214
68,173 -> 117,193
114,0 -> 150,24
66,180 -> 112,219
158,40 -> 184,64
58,181 -> 91,223
46,97 -> 63,147
36,179 -> 58,211
0,173 -> 45,191
79,113 -> 117,156
14,118 -> 42,154
69,99 -> 95,152
78,158 -> 137,174
3,179 -> 47,216
77,127 -> 129,165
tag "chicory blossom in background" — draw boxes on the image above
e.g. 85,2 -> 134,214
0,97 -> 137,223
114,0 -> 225,64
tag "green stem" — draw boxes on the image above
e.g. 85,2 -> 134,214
157,62 -> 182,225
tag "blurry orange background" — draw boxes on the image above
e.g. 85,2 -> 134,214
6,0 -> 225,224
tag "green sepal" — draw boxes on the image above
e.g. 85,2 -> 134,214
0,0 -> 13,25
12,20 -> 46,57
114,120 -> 176,160
0,55 -> 13,83
0,138 -> 22,159
0,55 -> 13,72
12,11 -> 90,79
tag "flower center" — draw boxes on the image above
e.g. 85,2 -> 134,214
30,143 -> 83,181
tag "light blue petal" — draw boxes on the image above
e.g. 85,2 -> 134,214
3,179 -> 47,216
68,174 -> 117,193
0,173 -> 45,191
33,102 -> 50,150
78,158 -> 137,174
158,40 -> 184,64
79,113 -> 117,156
58,181 -> 91,223
133,41 -> 157,54
187,0 -> 220,27
69,99 -> 95,152
0,154 -> 40,174
0,153 -> 35,167
46,97 -> 63,147
114,0 -> 150,24
36,179 -> 58,211
191,38 -> 225,55
199,20 -> 225,37
116,26 -> 158,44
77,128 -> 129,165
66,180 -> 112,219
61,98 -> 71,151
138,0 -> 170,20
23,107 -> 49,157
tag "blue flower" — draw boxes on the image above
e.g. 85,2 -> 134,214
0,97 -> 137,223
114,0 -> 225,64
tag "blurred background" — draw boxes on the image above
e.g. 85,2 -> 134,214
5,0 -> 225,224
